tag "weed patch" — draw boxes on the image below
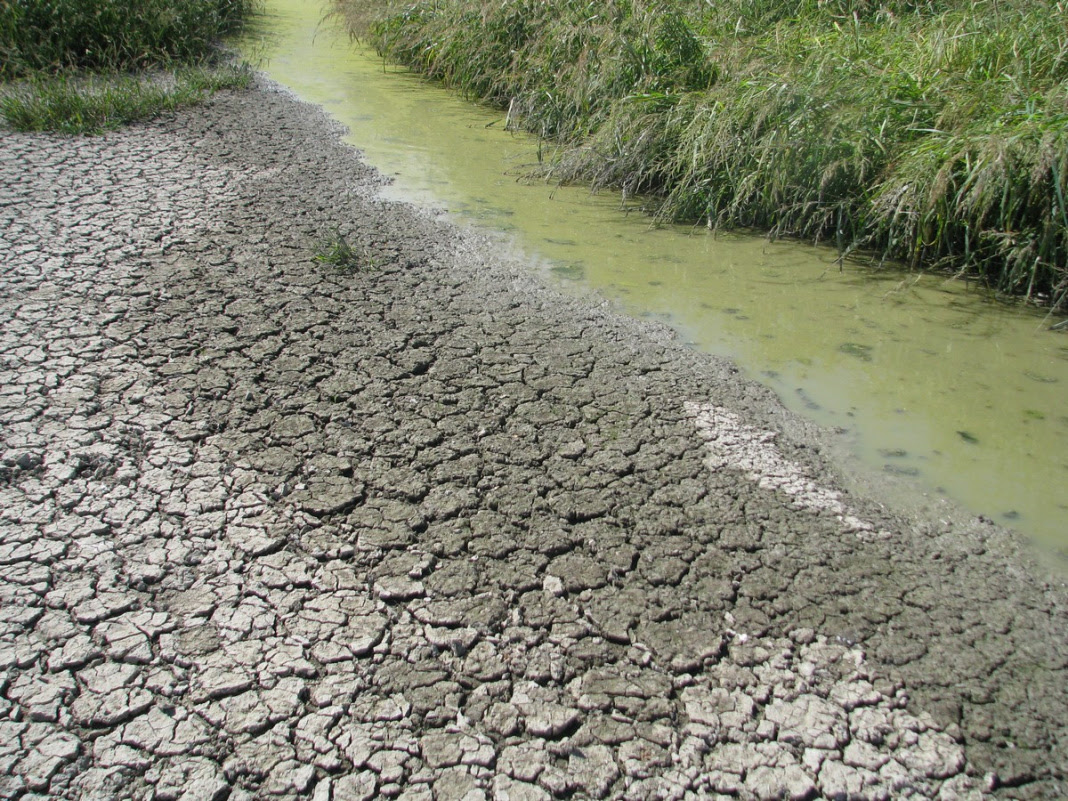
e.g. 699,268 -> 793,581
314,229 -> 378,274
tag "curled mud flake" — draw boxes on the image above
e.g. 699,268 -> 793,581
565,744 -> 621,799
70,686 -> 155,728
510,682 -> 583,738
618,738 -> 671,779
328,772 -> 379,801
746,764 -> 817,801
71,592 -> 138,626
493,775 -> 551,801
263,759 -> 317,796
8,671 -> 76,723
498,741 -> 549,783
420,730 -> 491,770
202,689 -> 270,736
225,521 -> 288,557
148,757 -> 230,801
895,731 -> 966,780
373,575 -> 426,601
818,759 -> 879,798
291,476 -> 365,518
9,728 -> 80,793
545,551 -> 609,593
764,694 -> 849,750
294,709 -> 347,772
189,662 -> 257,703
45,632 -> 102,672
425,624 -> 479,656
483,702 -> 522,737
634,613 -> 726,672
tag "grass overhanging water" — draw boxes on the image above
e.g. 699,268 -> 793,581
0,0 -> 257,133
333,0 -> 1068,308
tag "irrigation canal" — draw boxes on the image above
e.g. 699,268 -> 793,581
242,0 -> 1068,559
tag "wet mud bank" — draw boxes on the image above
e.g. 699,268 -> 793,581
0,80 -> 1065,799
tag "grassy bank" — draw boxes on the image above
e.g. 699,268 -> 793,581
334,0 -> 1068,307
0,0 -> 256,133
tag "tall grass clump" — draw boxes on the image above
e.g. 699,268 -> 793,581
0,0 -> 255,77
1,0 -> 256,133
335,0 -> 1068,307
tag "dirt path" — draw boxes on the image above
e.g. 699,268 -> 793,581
1,81 -> 1065,800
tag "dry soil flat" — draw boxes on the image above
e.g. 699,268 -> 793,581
1,81 -> 1066,800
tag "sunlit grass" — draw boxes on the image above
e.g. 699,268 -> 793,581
0,0 -> 256,77
313,227 -> 379,273
334,0 -> 1068,306
1,65 -> 252,134
0,0 -> 257,134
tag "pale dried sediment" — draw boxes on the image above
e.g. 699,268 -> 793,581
0,80 -> 1065,799
686,402 -> 888,537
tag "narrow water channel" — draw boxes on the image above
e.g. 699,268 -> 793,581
241,0 -> 1068,558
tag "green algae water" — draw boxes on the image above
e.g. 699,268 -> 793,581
241,0 -> 1068,558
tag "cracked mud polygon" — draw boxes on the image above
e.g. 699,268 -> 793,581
1,81 -> 1065,799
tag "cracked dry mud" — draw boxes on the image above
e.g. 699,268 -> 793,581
1,80 -> 1066,801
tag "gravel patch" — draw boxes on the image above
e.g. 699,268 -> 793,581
0,78 -> 1065,799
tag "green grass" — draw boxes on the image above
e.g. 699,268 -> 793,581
334,0 -> 1068,307
0,0 -> 255,77
314,228 -> 378,273
1,65 -> 252,134
0,0 -> 256,134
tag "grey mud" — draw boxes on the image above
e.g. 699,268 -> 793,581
0,80 -> 1065,800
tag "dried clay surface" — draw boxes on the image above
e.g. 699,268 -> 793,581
1,80 -> 1066,800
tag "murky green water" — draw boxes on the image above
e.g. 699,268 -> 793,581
241,0 -> 1068,556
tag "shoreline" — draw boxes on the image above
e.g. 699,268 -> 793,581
0,78 -> 1064,798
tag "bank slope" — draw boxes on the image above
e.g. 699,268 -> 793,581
336,0 -> 1068,307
